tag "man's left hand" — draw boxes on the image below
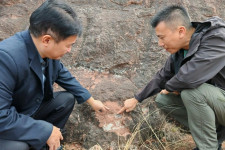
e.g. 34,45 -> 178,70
160,89 -> 179,95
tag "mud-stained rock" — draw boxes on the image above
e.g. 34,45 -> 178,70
95,101 -> 131,137
62,68 -> 164,149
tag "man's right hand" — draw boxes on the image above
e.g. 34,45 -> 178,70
117,98 -> 138,114
47,126 -> 63,150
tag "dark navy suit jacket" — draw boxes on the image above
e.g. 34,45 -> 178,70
0,30 -> 91,149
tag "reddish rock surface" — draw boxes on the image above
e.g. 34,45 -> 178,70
95,101 -> 131,137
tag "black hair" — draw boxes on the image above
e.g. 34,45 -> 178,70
29,0 -> 82,42
151,5 -> 192,30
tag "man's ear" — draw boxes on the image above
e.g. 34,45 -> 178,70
42,35 -> 54,46
178,26 -> 186,38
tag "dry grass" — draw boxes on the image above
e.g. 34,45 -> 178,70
64,108 -> 195,150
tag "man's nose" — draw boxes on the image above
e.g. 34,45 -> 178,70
67,48 -> 71,53
158,40 -> 164,47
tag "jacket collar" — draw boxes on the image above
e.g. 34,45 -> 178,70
183,16 -> 225,59
20,30 -> 44,87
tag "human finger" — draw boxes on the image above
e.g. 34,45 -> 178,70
99,106 -> 109,114
49,145 -> 54,150
126,108 -> 131,112
56,143 -> 60,150
125,106 -> 135,112
117,107 -> 126,114
104,105 -> 110,110
60,134 -> 63,140
173,91 -> 179,95
160,89 -> 169,94
98,108 -> 105,113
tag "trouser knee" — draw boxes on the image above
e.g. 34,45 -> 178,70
0,139 -> 29,150
155,94 -> 175,113
155,93 -> 188,127
180,90 -> 191,105
180,85 -> 206,106
155,93 -> 181,109
33,91 -> 76,128
54,91 -> 75,111
155,94 -> 167,108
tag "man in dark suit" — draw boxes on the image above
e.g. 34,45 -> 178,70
0,0 -> 109,149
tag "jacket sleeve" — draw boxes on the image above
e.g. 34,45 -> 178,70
165,28 -> 225,92
135,55 -> 175,102
0,50 -> 52,149
55,62 -> 91,104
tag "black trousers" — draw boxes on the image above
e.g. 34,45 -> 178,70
0,91 -> 75,150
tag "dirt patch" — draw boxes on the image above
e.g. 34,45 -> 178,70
63,143 -> 85,150
95,101 -> 131,136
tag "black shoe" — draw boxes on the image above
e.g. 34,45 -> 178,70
193,144 -> 222,150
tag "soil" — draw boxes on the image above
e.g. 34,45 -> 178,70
95,101 -> 131,137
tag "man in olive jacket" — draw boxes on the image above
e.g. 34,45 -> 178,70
119,5 -> 225,150
0,0 -> 108,150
